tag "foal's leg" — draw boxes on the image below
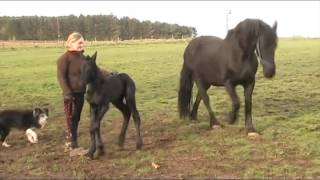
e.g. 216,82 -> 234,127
87,104 -> 98,159
190,91 -> 201,120
195,80 -> 220,128
130,103 -> 143,150
225,82 -> 240,124
244,82 -> 258,135
112,99 -> 130,149
95,104 -> 109,156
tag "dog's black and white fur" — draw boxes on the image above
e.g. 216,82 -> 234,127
0,108 -> 48,147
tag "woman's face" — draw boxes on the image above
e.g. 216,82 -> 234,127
69,37 -> 84,51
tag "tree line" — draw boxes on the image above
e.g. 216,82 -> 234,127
0,14 -> 197,41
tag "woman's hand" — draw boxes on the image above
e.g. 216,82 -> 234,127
64,93 -> 74,101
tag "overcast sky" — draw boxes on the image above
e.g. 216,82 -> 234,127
0,1 -> 319,38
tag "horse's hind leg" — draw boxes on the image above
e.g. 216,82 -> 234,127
190,91 -> 201,120
225,82 -> 240,124
195,80 -> 220,128
112,100 -> 130,149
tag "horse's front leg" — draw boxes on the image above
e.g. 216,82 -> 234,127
225,82 -> 240,124
95,104 -> 109,156
86,104 -> 98,159
244,81 -> 259,136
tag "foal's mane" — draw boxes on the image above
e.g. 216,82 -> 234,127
95,66 -> 109,81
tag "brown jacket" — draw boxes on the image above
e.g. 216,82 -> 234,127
57,51 -> 86,96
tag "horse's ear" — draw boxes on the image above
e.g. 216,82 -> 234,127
272,21 -> 278,32
92,51 -> 97,62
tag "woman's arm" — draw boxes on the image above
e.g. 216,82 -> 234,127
57,53 -> 72,98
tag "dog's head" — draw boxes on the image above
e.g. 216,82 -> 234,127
33,108 -> 49,128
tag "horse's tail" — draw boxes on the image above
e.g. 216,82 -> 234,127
178,61 -> 193,119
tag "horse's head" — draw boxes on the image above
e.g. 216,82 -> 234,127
81,51 -> 98,84
232,19 -> 278,79
256,21 -> 278,79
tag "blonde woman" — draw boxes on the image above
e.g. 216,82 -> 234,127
56,32 -> 87,150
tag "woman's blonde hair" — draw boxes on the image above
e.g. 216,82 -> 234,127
65,32 -> 84,50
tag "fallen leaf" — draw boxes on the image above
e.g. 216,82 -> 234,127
152,162 -> 160,169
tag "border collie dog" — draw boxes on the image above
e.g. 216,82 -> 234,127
0,108 -> 48,147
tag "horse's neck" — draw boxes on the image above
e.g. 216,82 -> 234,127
232,36 -> 259,58
226,24 -> 263,56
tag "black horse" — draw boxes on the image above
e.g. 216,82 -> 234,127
81,52 -> 143,159
178,19 -> 278,136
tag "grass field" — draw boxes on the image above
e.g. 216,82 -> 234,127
0,38 -> 319,178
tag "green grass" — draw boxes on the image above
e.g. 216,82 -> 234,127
0,38 -> 319,178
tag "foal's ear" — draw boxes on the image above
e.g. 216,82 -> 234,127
272,21 -> 277,32
92,51 -> 97,62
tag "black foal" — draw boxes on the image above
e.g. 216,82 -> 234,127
81,51 -> 143,159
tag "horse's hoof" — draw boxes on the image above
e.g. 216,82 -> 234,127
228,114 -> 237,124
248,132 -> 260,138
212,125 -> 221,129
228,119 -> 236,124
190,114 -> 197,121
136,143 -> 143,150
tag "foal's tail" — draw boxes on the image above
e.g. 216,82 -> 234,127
119,73 -> 139,115
178,62 -> 193,119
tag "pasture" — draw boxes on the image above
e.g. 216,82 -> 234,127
0,38 -> 319,178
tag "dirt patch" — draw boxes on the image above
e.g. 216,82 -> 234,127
0,113 -> 314,179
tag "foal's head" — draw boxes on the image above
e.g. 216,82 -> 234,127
81,51 -> 98,84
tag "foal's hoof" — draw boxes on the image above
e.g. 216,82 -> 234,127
97,150 -> 105,156
118,141 -> 125,149
248,132 -> 260,138
84,152 -> 94,159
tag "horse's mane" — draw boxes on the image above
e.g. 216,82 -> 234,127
224,18 -> 275,52
225,19 -> 271,40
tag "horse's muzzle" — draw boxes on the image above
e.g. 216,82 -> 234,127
260,59 -> 276,78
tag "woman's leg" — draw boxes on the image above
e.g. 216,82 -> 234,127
70,93 -> 85,148
63,99 -> 73,148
